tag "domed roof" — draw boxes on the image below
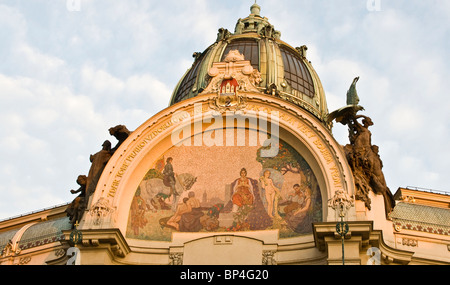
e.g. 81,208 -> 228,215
169,4 -> 328,123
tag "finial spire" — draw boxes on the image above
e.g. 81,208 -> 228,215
250,1 -> 261,16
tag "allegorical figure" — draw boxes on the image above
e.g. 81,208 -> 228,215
283,184 -> 304,216
85,140 -> 112,199
163,157 -> 179,196
232,168 -> 255,211
329,77 -> 395,216
66,125 -> 131,227
109,125 -> 131,153
179,191 -> 204,232
259,170 -> 282,219
235,18 -> 244,34
286,185 -> 312,234
129,189 -> 149,236
166,198 -> 191,231
65,175 -> 88,228
351,115 -> 373,151
226,168 -> 272,230
346,114 -> 395,214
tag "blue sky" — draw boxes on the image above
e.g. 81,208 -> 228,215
0,0 -> 449,219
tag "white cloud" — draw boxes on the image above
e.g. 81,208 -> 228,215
389,106 -> 424,133
81,65 -> 125,95
0,73 -> 109,217
15,43 -> 66,74
0,4 -> 27,43
79,64 -> 172,121
0,0 -> 449,220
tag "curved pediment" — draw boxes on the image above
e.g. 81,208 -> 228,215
80,92 -> 355,251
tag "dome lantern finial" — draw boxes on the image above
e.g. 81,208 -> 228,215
250,1 -> 261,16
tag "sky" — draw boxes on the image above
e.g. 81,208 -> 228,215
0,0 -> 449,220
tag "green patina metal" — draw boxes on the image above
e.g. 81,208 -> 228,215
169,3 -> 329,126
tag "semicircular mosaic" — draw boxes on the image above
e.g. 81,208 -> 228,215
126,131 -> 322,241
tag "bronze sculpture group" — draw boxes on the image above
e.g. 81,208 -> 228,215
65,125 -> 131,227
328,77 -> 395,216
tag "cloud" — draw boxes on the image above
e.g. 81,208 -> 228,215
0,73 -> 105,217
389,106 -> 424,134
14,43 -> 66,78
0,0 -> 449,220
0,4 -> 27,43
81,65 -> 125,96
79,64 -> 171,121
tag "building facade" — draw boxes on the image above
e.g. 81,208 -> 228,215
1,4 -> 449,266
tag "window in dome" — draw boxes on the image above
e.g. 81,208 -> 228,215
280,46 -> 315,98
173,54 -> 204,103
221,39 -> 259,70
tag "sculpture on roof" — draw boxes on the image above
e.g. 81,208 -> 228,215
328,77 -> 395,216
216,28 -> 231,42
66,125 -> 132,227
235,18 -> 244,34
85,140 -> 113,198
65,175 -> 87,228
296,45 -> 308,59
109,124 -> 131,153
346,76 -> 360,106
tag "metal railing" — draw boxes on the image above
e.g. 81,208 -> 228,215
0,203 -> 70,223
405,186 -> 450,196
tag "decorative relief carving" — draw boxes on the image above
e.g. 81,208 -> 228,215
262,250 -> 277,265
399,196 -> 416,203
111,244 -> 125,258
392,220 -> 450,236
18,256 -> 31,265
402,238 -> 418,247
55,248 -> 66,257
169,253 -> 183,265
201,50 -> 262,114
1,240 -> 20,258
89,197 -> 116,225
328,188 -> 355,217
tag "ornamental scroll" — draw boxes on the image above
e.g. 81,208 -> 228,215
201,50 -> 262,114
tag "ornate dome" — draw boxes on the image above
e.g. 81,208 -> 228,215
169,3 -> 328,123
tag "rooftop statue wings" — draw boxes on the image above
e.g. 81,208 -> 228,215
327,76 -> 364,125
